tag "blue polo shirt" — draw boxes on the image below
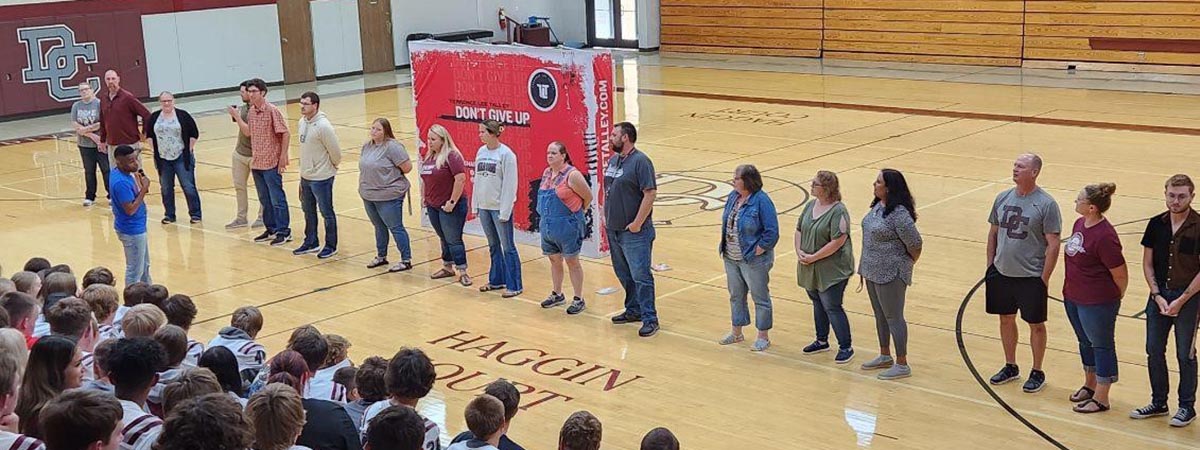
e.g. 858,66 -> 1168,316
110,168 -> 147,235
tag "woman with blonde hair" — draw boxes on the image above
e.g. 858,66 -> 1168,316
360,118 -> 414,273
796,170 -> 856,364
420,124 -> 471,286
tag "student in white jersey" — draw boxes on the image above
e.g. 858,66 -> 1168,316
309,334 -> 351,404
473,120 -> 523,298
0,355 -> 45,450
360,348 -> 440,450
207,306 -> 266,386
108,337 -> 167,450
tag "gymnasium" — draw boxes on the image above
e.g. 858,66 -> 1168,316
1,0 -> 1200,449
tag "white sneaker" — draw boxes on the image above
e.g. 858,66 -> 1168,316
82,199 -> 94,207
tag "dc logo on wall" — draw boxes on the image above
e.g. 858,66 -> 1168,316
17,24 -> 100,102
528,69 -> 558,112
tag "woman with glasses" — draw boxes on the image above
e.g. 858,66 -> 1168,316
796,170 -> 856,364
717,164 -> 779,351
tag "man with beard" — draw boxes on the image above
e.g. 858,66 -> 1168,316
603,122 -> 660,338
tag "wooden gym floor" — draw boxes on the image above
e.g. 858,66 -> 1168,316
3,58 -> 1200,449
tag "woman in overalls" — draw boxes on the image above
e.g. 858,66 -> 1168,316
538,141 -> 593,315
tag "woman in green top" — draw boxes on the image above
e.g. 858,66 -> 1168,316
796,170 -> 856,364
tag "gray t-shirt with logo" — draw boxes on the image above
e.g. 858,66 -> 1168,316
988,187 -> 1062,278
71,98 -> 101,148
603,148 -> 656,231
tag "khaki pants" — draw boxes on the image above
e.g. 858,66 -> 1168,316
231,151 -> 262,222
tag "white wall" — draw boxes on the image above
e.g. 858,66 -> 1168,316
392,0 -> 587,66
636,0 -> 660,49
311,0 -> 363,77
142,5 -> 284,95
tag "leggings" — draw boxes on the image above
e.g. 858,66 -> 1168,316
866,279 -> 909,358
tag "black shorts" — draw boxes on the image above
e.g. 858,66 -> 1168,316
985,265 -> 1048,324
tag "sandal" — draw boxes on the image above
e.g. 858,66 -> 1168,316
431,268 -> 456,279
459,274 -> 473,286
1069,386 -> 1095,403
479,284 -> 505,292
367,256 -> 388,269
1072,398 -> 1110,414
388,261 -> 413,273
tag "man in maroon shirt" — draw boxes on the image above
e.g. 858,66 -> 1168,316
99,69 -> 151,165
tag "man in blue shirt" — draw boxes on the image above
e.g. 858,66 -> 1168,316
111,145 -> 152,286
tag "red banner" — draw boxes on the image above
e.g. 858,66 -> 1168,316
410,42 -> 614,256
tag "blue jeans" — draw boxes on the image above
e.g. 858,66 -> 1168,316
478,209 -> 523,291
117,232 -> 151,286
252,169 -> 290,235
363,198 -> 411,261
1146,288 -> 1198,408
427,202 -> 468,269
159,158 -> 201,221
300,177 -> 337,250
724,252 -> 773,331
1064,300 -> 1120,384
607,227 -> 657,323
807,279 -> 852,349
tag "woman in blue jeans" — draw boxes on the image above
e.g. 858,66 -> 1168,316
359,118 -> 414,273
144,91 -> 202,224
1063,182 -> 1127,413
421,124 -> 471,286
473,120 -> 523,297
796,170 -> 856,364
718,164 -> 778,352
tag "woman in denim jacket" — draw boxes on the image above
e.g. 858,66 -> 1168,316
717,164 -> 779,351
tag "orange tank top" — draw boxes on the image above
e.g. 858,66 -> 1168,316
542,166 -> 584,213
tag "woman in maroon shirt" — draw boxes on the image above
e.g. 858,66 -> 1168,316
1063,182 -> 1128,413
420,124 -> 471,286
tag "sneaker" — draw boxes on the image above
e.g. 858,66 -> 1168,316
83,199 -> 94,207
251,218 -> 265,228
861,355 -> 895,370
1023,369 -> 1046,393
802,340 -> 830,354
317,248 -> 338,259
566,297 -> 586,315
1130,403 -> 1170,419
878,364 -> 912,380
989,364 -> 1021,385
269,234 -> 292,246
253,231 -> 275,242
834,348 -> 855,364
540,292 -> 566,308
638,322 -> 659,337
189,217 -> 202,224
1170,407 -> 1196,427
225,219 -> 248,229
750,338 -> 770,352
161,217 -> 176,224
388,261 -> 413,273
293,244 -> 320,256
611,312 -> 641,324
367,256 -> 388,269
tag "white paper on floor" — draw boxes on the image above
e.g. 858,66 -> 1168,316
596,287 -> 619,295
652,263 -> 672,272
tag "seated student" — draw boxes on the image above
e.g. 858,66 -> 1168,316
154,393 -> 254,450
44,297 -> 99,381
16,335 -> 83,439
80,284 -> 121,342
0,279 -> 15,296
33,272 -> 77,338
639,428 -> 679,450
161,294 -> 203,367
248,326 -> 322,397
0,330 -> 28,373
1,292 -> 40,348
81,339 -> 116,393
310,334 -> 351,404
451,380 -> 525,450
198,346 -> 247,407
81,267 -> 116,289
108,337 -> 167,450
345,356 -> 387,430
364,405 -> 426,450
559,411 -> 602,450
264,350 -> 360,450
0,354 -> 45,450
360,348 -> 439,450
9,273 -> 41,299
447,395 -> 507,450
121,304 -> 166,338
113,282 -> 152,332
207,306 -> 266,387
145,285 -> 168,309
334,366 -> 357,401
161,367 -> 223,417
21,258 -> 50,275
148,325 -> 189,416
247,383 -> 310,450
39,389 -> 123,450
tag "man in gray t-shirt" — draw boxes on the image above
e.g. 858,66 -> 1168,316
984,153 -> 1062,393
603,122 -> 660,337
72,82 -> 108,206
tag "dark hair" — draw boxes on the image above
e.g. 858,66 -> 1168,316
40,389 -> 123,450
735,164 -> 763,193
154,324 -> 189,367
162,367 -> 223,417
153,393 -> 254,450
0,292 -> 38,327
247,78 -> 268,93
300,91 -> 320,105
550,141 -> 575,167
199,346 -> 245,397
385,347 -> 435,400
334,366 -> 357,391
484,379 -> 521,421
366,405 -> 426,450
81,266 -> 115,288
124,282 -> 152,307
17,335 -> 78,437
640,427 -> 680,450
41,272 -> 77,304
374,118 -> 397,140
146,284 -> 169,308
267,350 -> 309,392
162,294 -> 198,330
23,257 -> 51,274
92,338 -> 115,378
289,331 -> 328,374
45,296 -> 93,339
482,119 -> 503,136
465,394 -> 506,439
615,122 -> 637,144
559,410 -> 603,450
356,356 -> 389,402
109,337 -> 167,395
115,144 -> 137,158
871,169 -> 918,221
239,79 -> 253,89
